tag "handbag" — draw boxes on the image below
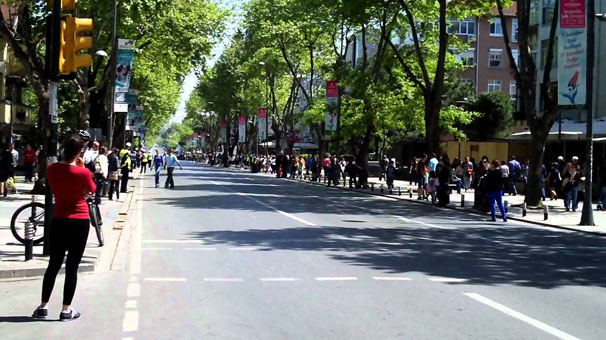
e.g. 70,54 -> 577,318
109,171 -> 119,181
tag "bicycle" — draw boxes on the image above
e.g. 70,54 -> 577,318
10,197 -> 104,247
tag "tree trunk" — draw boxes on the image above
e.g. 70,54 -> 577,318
424,95 -> 441,153
526,128 -> 549,207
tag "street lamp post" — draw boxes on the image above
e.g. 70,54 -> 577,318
580,3 -> 602,226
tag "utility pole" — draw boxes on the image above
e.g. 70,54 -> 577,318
108,0 -> 118,148
580,0 -> 595,226
43,0 -> 62,256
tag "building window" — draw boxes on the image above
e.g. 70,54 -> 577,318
447,19 -> 475,36
489,49 -> 503,68
511,49 -> 519,66
457,49 -> 476,67
488,80 -> 502,92
542,0 -> 556,25
512,19 -> 518,42
490,18 -> 503,36
509,81 -> 517,100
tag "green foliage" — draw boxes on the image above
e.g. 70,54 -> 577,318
465,91 -> 514,140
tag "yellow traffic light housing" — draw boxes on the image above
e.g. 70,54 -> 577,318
60,15 -> 93,74
48,0 -> 78,10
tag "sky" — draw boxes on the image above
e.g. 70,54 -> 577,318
170,0 -> 246,124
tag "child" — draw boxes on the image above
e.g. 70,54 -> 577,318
427,171 -> 437,204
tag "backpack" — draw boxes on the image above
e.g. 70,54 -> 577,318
85,157 -> 97,173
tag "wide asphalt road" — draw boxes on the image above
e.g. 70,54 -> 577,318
2,161 -> 606,340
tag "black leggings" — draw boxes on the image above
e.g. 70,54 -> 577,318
42,218 -> 90,305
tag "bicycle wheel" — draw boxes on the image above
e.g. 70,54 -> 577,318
90,204 -> 104,247
11,202 -> 45,245
94,203 -> 103,226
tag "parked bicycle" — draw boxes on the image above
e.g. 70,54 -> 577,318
10,196 -> 105,247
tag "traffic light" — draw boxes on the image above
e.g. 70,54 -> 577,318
60,15 -> 93,74
48,0 -> 77,10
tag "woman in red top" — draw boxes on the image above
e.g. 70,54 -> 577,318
32,134 -> 96,321
24,144 -> 37,183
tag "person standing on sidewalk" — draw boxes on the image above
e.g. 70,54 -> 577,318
462,156 -> 473,191
93,146 -> 109,204
500,160 -> 510,194
24,144 -> 37,183
416,154 -> 427,200
119,143 -> 132,193
436,156 -> 451,208
386,160 -> 396,192
107,148 -> 120,201
0,144 -> 12,197
153,149 -> 164,188
140,150 -> 149,174
32,134 -> 96,321
164,149 -> 182,189
508,156 -> 521,196
562,163 -> 581,212
485,160 -> 507,222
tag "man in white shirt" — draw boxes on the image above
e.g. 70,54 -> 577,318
83,141 -> 100,173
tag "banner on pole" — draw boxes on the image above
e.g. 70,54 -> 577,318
258,108 -> 267,142
558,0 -> 587,106
238,115 -> 247,144
221,120 -> 227,144
325,81 -> 338,131
116,39 -> 135,93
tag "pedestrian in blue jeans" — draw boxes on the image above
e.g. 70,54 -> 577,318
562,162 -> 581,212
484,160 -> 507,222
153,149 -> 164,188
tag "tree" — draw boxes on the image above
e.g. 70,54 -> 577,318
465,92 -> 514,141
496,0 -> 559,206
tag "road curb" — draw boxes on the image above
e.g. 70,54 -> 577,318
0,173 -> 141,280
215,164 -> 606,237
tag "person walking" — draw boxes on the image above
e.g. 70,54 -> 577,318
386,160 -> 396,192
436,156 -> 451,207
508,156 -> 521,196
500,160 -> 510,194
107,148 -> 120,201
345,158 -> 358,188
562,163 -> 581,212
140,151 -> 149,174
416,154 -> 427,200
164,149 -> 182,189
24,144 -> 37,183
153,149 -> 164,188
93,146 -> 109,204
31,134 -> 96,321
119,143 -> 132,193
485,160 -> 507,222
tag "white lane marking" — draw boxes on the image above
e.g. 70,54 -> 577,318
372,277 -> 413,281
185,247 -> 217,251
122,337 -> 135,340
203,278 -> 244,282
141,247 -> 173,251
210,180 -> 318,227
143,278 -> 187,282
122,310 -> 139,332
143,240 -> 204,244
464,293 -> 582,340
129,276 -> 138,282
397,216 -> 449,230
229,247 -> 258,251
259,278 -> 299,282
428,277 -> 468,283
129,196 -> 143,275
315,277 -> 358,281
127,283 -> 140,297
125,300 -> 137,309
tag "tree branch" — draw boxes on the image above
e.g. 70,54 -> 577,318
397,0 -> 431,87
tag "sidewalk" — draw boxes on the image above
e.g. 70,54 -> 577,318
222,164 -> 606,236
0,174 -> 137,279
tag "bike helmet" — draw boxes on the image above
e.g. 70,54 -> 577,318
78,130 -> 91,141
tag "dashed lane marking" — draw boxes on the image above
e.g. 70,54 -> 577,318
143,240 -> 204,244
125,300 -> 137,309
143,278 -> 187,282
122,310 -> 139,332
127,283 -> 140,297
372,277 -> 413,281
141,247 -> 173,251
315,277 -> 358,281
184,247 -> 217,251
464,293 -> 582,340
229,247 -> 259,251
259,278 -> 299,282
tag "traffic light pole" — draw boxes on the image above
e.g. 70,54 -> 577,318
580,0 -> 596,226
43,0 -> 62,256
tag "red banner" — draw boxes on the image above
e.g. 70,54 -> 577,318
561,0 -> 586,28
326,81 -> 338,98
258,108 -> 267,119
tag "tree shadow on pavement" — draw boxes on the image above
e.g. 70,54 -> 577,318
0,316 -> 57,323
186,225 -> 606,289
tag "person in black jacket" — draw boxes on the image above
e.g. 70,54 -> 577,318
344,158 -> 359,188
436,155 -> 451,207
485,160 -> 507,222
